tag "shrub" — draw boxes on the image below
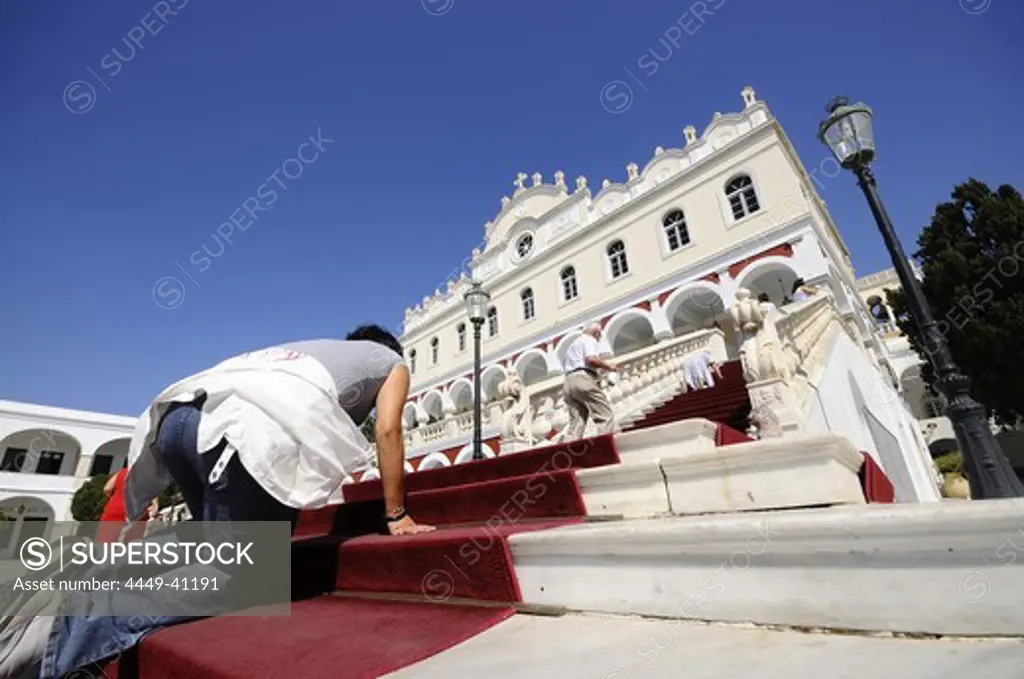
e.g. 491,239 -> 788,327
71,474 -> 111,521
935,450 -> 963,475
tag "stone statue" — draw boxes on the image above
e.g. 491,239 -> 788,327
498,371 -> 531,441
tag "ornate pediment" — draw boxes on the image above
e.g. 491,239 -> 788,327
402,86 -> 772,335
485,172 -> 571,253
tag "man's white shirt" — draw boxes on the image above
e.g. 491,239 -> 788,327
563,335 -> 602,373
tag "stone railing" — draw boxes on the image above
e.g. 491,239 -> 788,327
496,327 -> 730,450
725,288 -> 852,438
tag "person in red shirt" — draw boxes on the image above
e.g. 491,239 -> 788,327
95,468 -> 156,543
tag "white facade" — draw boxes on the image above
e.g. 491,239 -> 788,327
400,86 -> 874,431
0,399 -> 136,556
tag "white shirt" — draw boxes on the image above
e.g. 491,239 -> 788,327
563,334 -> 602,373
124,347 -> 373,519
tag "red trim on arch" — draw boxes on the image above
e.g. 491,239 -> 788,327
634,300 -> 651,312
701,272 -> 721,284
657,288 -> 676,306
600,315 -> 612,329
728,243 -> 794,279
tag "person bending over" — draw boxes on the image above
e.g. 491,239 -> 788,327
124,324 -> 432,536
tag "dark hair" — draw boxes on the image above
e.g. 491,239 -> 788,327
791,278 -> 805,294
346,324 -> 403,356
758,293 -> 771,303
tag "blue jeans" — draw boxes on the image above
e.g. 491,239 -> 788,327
41,399 -> 298,678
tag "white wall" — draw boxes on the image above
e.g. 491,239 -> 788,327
805,331 -> 941,503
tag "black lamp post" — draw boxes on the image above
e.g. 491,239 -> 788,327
819,96 -> 1024,499
464,280 -> 491,461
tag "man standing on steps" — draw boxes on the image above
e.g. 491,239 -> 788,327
124,324 -> 434,537
561,323 -> 620,440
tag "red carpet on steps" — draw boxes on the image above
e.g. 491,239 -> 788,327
336,518 -> 581,601
343,433 -> 619,502
627,360 -> 751,432
135,596 -> 515,679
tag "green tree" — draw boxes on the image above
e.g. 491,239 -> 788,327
71,474 -> 111,521
886,179 -> 1024,427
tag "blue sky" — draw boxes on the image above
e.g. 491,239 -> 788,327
1,0 -> 1021,416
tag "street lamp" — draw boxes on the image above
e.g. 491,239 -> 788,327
464,280 -> 491,461
819,96 -> 1024,499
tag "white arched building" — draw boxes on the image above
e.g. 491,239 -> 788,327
396,86 -> 941,502
0,399 -> 135,556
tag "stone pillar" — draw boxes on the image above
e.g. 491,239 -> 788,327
649,298 -> 675,341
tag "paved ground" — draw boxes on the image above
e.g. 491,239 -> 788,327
387,612 -> 1024,679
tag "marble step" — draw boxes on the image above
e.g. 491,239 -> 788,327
386,611 -> 1024,678
577,431 -> 864,519
508,498 -> 1024,636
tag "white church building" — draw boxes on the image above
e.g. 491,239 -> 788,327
4,85 -> 980,553
396,86 -> 943,502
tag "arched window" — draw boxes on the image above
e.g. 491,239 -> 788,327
725,175 -> 760,220
607,240 -> 629,279
521,288 -> 535,321
662,209 -> 690,252
561,266 -> 578,301
487,307 -> 498,337
408,349 -> 416,374
456,323 -> 466,352
430,337 -> 439,364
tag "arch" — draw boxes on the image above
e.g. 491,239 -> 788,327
513,349 -> 549,386
429,337 -> 439,364
420,390 -> 444,423
454,443 -> 496,465
418,452 -> 451,471
604,308 -> 656,355
734,257 -> 800,306
0,495 -> 56,556
480,364 -> 507,403
448,378 -> 474,414
89,437 -> 131,476
662,282 -> 725,336
0,428 -> 83,476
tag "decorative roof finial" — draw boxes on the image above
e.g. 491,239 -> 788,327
684,125 -> 697,144
531,172 -> 542,187
742,85 -> 757,108
513,172 -> 527,194
626,162 -> 639,181
575,175 -> 588,192
654,146 -> 664,156
554,170 -> 566,191
501,196 -> 510,207
602,178 -> 611,189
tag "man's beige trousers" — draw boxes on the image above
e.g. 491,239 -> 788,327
563,370 -> 616,440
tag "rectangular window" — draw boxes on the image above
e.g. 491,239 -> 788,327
1,448 -> 26,472
35,450 -> 64,475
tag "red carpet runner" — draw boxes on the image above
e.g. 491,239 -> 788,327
135,597 -> 515,679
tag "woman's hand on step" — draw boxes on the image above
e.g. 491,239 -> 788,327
387,515 -> 436,536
